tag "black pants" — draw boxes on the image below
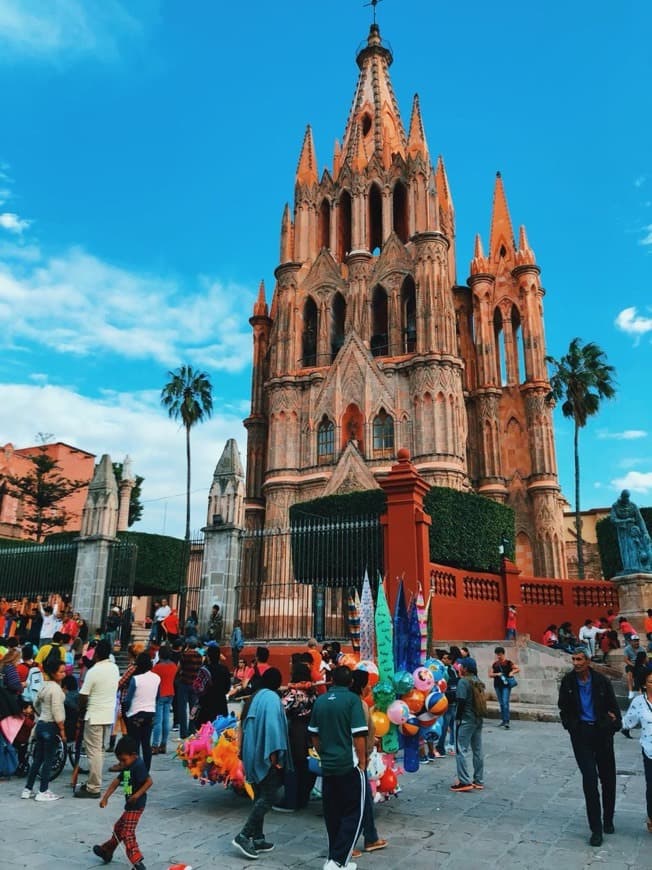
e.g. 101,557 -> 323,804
322,767 -> 365,866
643,752 -> 652,820
126,713 -> 154,772
570,723 -> 616,833
241,766 -> 282,842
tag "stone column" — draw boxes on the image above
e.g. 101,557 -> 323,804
198,523 -> 242,638
611,573 -> 652,636
72,454 -> 119,630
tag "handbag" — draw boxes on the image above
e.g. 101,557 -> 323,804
307,749 -> 323,776
505,676 -> 518,689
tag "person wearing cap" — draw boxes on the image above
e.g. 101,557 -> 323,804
558,649 -> 621,846
624,634 -> 643,699
451,657 -> 485,792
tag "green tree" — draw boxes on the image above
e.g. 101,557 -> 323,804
112,462 -> 145,526
6,447 -> 86,542
547,338 -> 616,579
160,365 -> 213,540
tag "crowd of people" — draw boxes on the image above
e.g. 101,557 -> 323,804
5,596 -> 652,865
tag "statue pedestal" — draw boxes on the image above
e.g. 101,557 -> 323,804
611,572 -> 652,634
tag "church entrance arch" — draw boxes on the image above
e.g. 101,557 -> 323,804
341,403 -> 365,455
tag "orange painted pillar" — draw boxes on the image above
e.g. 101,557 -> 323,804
379,448 -> 432,608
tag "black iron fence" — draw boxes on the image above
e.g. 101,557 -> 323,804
0,539 -> 79,601
103,540 -> 138,631
178,537 -> 204,630
235,515 -> 383,642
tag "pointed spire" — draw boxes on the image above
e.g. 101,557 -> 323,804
470,233 -> 490,275
280,203 -> 294,262
515,224 -> 537,266
407,94 -> 428,159
252,280 -> 268,317
332,138 -> 342,177
489,171 -> 515,265
295,125 -> 318,186
435,155 -> 453,213
340,24 -> 407,170
214,438 -> 244,481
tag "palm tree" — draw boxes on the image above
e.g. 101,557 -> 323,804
161,365 -> 213,540
547,338 -> 616,578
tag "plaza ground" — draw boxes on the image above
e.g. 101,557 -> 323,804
1,719 -> 650,870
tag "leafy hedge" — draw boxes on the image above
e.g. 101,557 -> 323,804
290,490 -> 387,522
423,487 -> 515,573
596,508 -> 652,580
48,530 -> 188,595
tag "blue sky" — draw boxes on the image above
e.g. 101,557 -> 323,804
0,0 -> 650,537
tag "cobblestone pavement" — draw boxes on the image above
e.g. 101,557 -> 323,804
1,720 -> 650,870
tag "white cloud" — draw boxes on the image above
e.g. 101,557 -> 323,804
640,225 -> 652,246
0,0 -> 150,63
0,212 -> 30,233
612,471 -> 652,495
0,246 -> 254,371
635,175 -> 648,188
598,429 -> 648,441
615,306 -> 652,338
0,382 -> 247,538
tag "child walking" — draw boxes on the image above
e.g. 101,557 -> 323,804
93,736 -> 152,870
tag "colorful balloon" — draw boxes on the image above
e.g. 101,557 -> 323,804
424,657 -> 447,683
426,690 -> 448,715
372,680 -> 396,711
371,710 -> 390,737
437,678 -> 448,692
393,670 -> 414,696
340,653 -> 358,669
387,699 -> 410,725
413,667 -> 435,692
400,716 -> 421,737
356,659 -> 379,688
401,688 -> 426,714
378,768 -> 398,793
417,710 -> 439,729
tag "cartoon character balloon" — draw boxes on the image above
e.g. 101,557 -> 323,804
387,700 -> 410,726
413,667 -> 435,693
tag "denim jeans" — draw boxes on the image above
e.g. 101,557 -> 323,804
126,712 -> 154,772
26,721 -> 58,793
437,702 -> 456,752
152,695 -> 173,747
455,720 -> 484,786
175,682 -> 196,739
495,684 -> 512,724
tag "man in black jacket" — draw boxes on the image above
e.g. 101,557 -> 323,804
558,649 -> 622,846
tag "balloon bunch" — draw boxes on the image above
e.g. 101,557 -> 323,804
176,714 -> 253,797
367,751 -> 404,802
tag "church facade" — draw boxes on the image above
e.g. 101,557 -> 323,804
244,24 -> 566,579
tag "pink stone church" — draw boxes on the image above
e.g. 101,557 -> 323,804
243,24 -> 567,580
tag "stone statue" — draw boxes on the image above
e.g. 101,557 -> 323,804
610,489 -> 652,574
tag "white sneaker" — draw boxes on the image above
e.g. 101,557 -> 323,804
35,790 -> 62,801
21,788 -> 35,799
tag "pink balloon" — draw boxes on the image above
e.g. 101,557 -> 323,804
413,667 -> 435,692
387,699 -> 410,725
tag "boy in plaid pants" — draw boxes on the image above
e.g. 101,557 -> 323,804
93,736 -> 152,870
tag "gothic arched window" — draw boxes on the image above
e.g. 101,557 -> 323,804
393,180 -> 409,243
331,292 -> 346,361
373,410 -> 394,455
368,183 -> 383,254
302,297 -> 318,367
400,276 -> 416,353
318,198 -> 331,250
337,190 -> 352,261
371,285 -> 388,357
493,307 -> 506,386
317,416 -> 335,462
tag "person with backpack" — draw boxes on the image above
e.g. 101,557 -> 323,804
451,657 -> 486,792
34,631 -> 68,671
22,657 -> 67,801
435,649 -> 459,757
193,645 -> 230,726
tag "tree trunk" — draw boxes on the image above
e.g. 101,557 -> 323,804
185,424 -> 191,541
574,420 -> 584,579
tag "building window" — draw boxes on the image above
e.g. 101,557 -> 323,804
337,190 -> 352,261
373,410 -> 394,455
371,285 -> 388,357
318,198 -> 331,250
393,180 -> 409,243
368,183 -> 383,254
401,276 -> 416,353
317,417 -> 335,462
302,297 -> 318,367
331,292 -> 346,361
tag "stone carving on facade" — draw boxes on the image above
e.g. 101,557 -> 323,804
322,441 -> 381,497
610,490 -> 652,574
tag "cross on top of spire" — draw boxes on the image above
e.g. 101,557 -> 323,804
364,0 -> 383,25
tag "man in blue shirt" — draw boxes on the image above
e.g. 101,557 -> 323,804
558,650 -> 621,847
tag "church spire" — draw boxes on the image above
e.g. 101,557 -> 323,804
435,155 -> 453,214
252,280 -> 268,317
339,23 -> 407,173
515,224 -> 536,266
407,94 -> 428,159
469,233 -> 490,275
295,125 -> 318,186
489,171 -> 515,265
